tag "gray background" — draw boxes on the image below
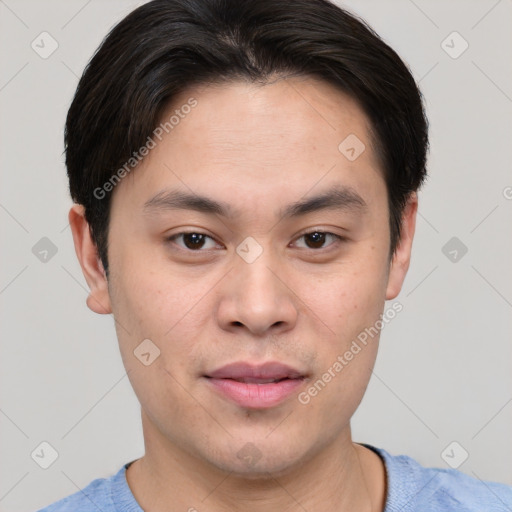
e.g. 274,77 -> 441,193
0,0 -> 511,510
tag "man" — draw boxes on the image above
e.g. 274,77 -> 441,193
37,0 -> 512,510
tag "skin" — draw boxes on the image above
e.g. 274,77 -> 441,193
70,76 -> 417,512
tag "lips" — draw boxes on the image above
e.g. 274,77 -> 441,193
225,377 -> 288,384
206,361 -> 304,381
204,362 -> 307,409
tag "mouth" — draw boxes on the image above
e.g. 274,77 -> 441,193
204,361 -> 307,409
217,377 -> 292,384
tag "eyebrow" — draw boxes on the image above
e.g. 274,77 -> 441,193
142,185 -> 367,219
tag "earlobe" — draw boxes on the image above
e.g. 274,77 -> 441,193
385,193 -> 418,300
68,204 -> 112,315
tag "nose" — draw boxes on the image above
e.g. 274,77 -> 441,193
215,247 -> 298,337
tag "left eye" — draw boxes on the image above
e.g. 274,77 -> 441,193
293,231 -> 343,250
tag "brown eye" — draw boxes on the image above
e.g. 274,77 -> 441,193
166,232 -> 218,251
295,231 -> 343,250
183,233 -> 207,249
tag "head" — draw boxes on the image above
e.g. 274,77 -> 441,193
68,0 -> 428,476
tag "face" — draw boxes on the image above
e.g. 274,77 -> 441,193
71,76 -> 416,477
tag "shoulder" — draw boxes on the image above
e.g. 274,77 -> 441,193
35,464 -> 129,512
364,444 -> 512,512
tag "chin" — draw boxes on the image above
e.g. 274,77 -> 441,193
204,439 -> 312,480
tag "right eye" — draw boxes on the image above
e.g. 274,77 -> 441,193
165,231 -> 222,252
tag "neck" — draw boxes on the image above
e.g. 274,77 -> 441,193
126,410 -> 386,512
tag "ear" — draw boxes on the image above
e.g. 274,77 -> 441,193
386,192 -> 418,300
68,204 -> 112,314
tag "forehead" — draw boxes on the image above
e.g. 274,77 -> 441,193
172,77 -> 372,158
111,76 -> 384,212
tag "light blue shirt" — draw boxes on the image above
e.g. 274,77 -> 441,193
36,444 -> 512,511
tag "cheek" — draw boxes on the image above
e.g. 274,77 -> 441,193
110,262 -> 204,420
295,268 -> 387,434
109,242 -> 185,332
300,254 -> 389,337
109,248 -> 219,376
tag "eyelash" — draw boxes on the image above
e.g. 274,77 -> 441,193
165,230 -> 346,253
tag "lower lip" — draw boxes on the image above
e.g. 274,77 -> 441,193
206,377 -> 305,408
